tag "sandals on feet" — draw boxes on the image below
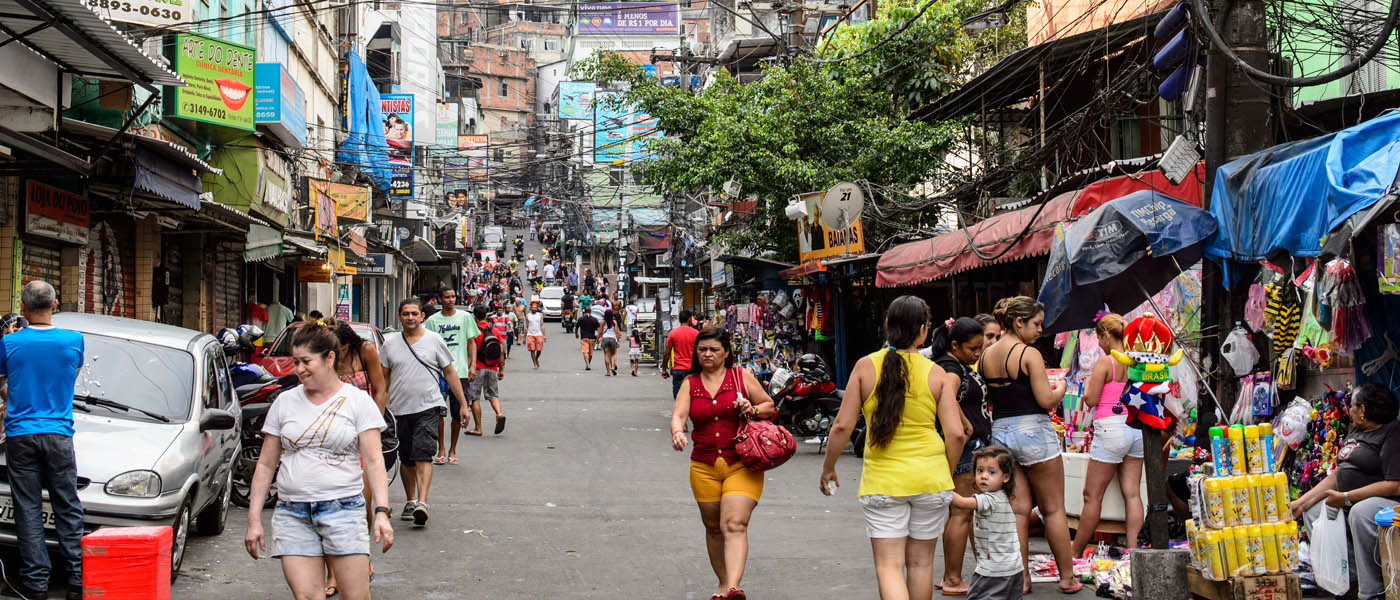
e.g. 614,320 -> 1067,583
324,586 -> 339,598
432,456 -> 446,465
1059,581 -> 1083,594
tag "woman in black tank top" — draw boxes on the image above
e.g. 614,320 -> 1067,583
979,296 -> 1079,594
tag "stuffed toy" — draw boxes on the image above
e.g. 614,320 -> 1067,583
1111,312 -> 1183,430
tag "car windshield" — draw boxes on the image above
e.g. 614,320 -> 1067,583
540,288 -> 564,300
73,334 -> 194,421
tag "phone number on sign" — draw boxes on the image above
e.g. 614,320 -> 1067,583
87,0 -> 183,21
181,102 -> 228,121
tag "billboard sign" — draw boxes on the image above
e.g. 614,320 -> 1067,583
578,2 -> 679,35
460,134 -> 489,181
310,179 -> 371,222
91,0 -> 190,28
594,91 -> 631,162
170,33 -> 256,130
381,94 -> 414,198
796,191 -> 864,264
443,156 -> 470,187
436,101 -> 459,147
558,81 -> 596,119
254,63 -> 306,147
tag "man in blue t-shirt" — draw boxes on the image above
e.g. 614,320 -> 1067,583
0,280 -> 85,599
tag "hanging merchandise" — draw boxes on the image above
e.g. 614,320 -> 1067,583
1110,313 -> 1183,430
1263,281 -> 1302,356
1379,223 -> 1400,294
1245,283 -> 1269,332
1275,348 -> 1297,390
1275,398 -> 1312,449
1322,259 -> 1371,352
1221,326 -> 1259,377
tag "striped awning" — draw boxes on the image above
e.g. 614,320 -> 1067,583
244,224 -> 283,262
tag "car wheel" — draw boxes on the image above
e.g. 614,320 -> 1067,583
170,496 -> 194,582
195,470 -> 232,536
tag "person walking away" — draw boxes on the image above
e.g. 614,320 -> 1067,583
491,305 -> 512,363
821,295 -> 966,600
1288,383 -> 1400,600
0,281 -> 85,600
600,309 -> 621,376
1070,314 -> 1144,557
662,310 -> 700,400
327,320 -> 389,595
244,321 -> 394,600
979,296 -> 1075,594
931,317 -> 991,595
628,329 -> 643,376
423,287 -> 479,465
468,306 -> 507,436
379,298 -> 468,527
525,302 -> 546,369
626,298 -> 639,331
576,310 -> 600,370
949,447 -> 1023,600
669,327 -> 775,600
543,261 -> 556,286
504,303 -> 519,359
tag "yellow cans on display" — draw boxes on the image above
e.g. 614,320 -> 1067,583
1205,478 -> 1228,527
1231,476 -> 1255,525
1262,522 -> 1280,573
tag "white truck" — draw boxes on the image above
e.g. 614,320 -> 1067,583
482,226 -> 505,251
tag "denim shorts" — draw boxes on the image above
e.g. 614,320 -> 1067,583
990,414 -> 1062,466
1089,415 -> 1143,463
271,495 -> 370,557
954,436 -> 991,475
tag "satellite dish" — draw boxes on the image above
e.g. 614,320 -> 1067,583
820,181 -> 864,231
722,179 -> 742,197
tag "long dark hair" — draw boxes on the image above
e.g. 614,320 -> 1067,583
293,319 -> 340,360
928,317 -> 985,360
870,296 -> 931,448
687,326 -> 734,376
333,321 -> 365,360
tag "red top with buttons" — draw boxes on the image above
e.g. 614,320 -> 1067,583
688,368 -> 745,464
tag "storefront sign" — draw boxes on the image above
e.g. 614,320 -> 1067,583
381,93 -> 414,198
297,260 -> 331,283
254,63 -> 307,147
460,135 -> 489,181
436,102 -> 459,147
594,91 -> 631,162
24,181 -> 89,245
360,253 -> 395,276
578,2 -> 679,35
90,0 -> 190,28
558,82 -> 596,119
796,191 -> 864,264
311,184 -> 337,239
328,247 -> 356,275
170,33 -> 256,130
335,304 -> 351,320
310,179 -> 370,222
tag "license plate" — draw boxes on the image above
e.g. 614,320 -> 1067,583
0,497 -> 57,529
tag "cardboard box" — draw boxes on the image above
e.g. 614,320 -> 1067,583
1188,567 -> 1300,600
1381,526 -> 1400,600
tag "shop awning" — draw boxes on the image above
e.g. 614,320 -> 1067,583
133,147 -> 201,209
62,118 -> 221,175
0,0 -> 183,87
779,261 -> 826,279
197,198 -> 266,230
402,236 -> 440,263
876,167 -> 1205,287
1205,108 -> 1400,283
244,224 -> 284,262
283,234 -> 326,258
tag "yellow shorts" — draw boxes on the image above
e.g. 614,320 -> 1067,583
689,457 -> 764,503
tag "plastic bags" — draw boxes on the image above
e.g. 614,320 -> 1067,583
1309,506 -> 1350,596
1221,326 -> 1259,377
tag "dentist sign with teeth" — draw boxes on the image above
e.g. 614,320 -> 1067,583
170,32 -> 257,131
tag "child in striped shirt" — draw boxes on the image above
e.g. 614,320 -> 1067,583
950,446 -> 1023,600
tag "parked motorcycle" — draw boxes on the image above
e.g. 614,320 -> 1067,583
769,354 -> 865,457
230,365 -> 299,508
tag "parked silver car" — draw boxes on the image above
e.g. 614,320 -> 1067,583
538,286 -> 565,319
0,313 -> 239,581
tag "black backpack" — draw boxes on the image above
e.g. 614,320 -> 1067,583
479,331 -> 503,367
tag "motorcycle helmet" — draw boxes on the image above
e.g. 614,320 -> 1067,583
237,324 -> 265,343
217,328 -> 240,351
796,353 -> 830,383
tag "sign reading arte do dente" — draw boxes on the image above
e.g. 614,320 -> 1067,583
170,34 -> 256,130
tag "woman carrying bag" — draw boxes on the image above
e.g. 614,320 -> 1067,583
670,326 -> 776,600
821,295 -> 967,600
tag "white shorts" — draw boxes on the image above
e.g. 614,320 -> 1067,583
859,490 -> 953,540
1090,415 -> 1144,464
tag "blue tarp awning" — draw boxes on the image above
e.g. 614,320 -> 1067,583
1205,109 -> 1400,282
336,51 -> 392,192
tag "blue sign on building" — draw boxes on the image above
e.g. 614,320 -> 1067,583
255,63 -> 307,147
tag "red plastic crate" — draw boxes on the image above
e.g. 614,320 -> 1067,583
81,526 -> 171,599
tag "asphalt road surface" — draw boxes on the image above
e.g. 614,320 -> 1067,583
173,230 -> 1095,599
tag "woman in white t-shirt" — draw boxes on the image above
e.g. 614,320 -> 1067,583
245,321 -> 394,600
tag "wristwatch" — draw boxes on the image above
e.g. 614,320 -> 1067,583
374,506 -> 391,516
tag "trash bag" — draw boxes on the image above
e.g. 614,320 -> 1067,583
1309,506 -> 1350,595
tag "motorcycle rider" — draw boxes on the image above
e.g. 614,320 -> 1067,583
561,288 -> 577,332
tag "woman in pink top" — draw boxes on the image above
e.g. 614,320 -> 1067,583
1071,313 -> 1145,556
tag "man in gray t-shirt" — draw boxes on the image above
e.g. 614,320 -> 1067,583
379,298 -> 468,527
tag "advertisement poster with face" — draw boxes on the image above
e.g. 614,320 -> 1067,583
381,93 -> 414,197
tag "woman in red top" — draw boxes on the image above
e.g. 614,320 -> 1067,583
670,327 -> 775,600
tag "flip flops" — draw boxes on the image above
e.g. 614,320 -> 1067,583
494,416 -> 507,435
1058,581 -> 1083,594
432,456 -> 446,465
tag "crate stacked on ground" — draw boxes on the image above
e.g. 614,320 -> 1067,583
1187,424 -> 1301,581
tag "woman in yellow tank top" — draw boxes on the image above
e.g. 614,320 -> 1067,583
821,295 -> 967,600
